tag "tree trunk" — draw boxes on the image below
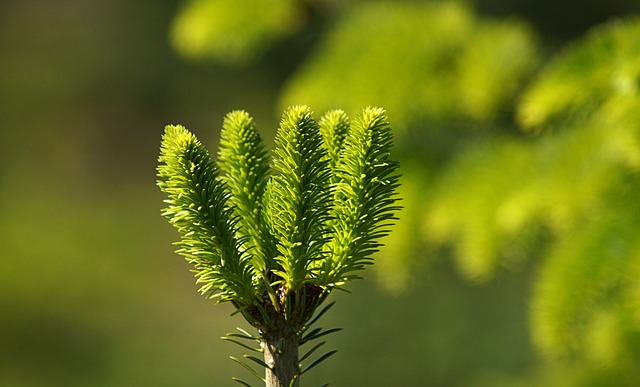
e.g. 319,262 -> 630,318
262,331 -> 300,387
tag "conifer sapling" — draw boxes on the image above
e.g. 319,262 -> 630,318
157,105 -> 400,386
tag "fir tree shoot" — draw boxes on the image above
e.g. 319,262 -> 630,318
158,105 -> 401,387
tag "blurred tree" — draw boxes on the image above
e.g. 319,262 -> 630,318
280,5 -> 640,378
281,1 -> 539,129
424,18 -> 640,374
169,0 -> 640,384
172,0 -> 299,64
280,1 -> 541,290
171,0 -> 348,65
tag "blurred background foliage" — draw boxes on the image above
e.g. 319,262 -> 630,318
424,16 -> 640,377
3,0 -> 640,385
172,0 -> 301,64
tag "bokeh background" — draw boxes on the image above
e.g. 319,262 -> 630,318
3,0 -> 640,385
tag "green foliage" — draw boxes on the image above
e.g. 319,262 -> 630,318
217,111 -> 272,271
322,108 -> 401,286
158,105 -> 400,383
166,0 -> 640,382
272,1 -> 640,378
426,139 -> 538,280
157,125 -> 256,304
276,0 -> 541,295
280,1 -> 539,131
318,109 -> 350,173
171,0 -> 300,64
264,106 -> 333,292
532,202 -> 640,365
159,106 -> 399,297
518,18 -> 640,131
424,17 -> 640,368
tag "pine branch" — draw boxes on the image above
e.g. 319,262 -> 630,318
322,107 -> 401,286
517,18 -> 640,131
318,109 -> 350,173
217,110 -> 275,271
157,125 -> 256,304
265,106 -> 333,292
532,203 -> 640,361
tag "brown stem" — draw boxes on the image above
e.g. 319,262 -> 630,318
252,283 -> 328,386
262,330 -> 300,387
